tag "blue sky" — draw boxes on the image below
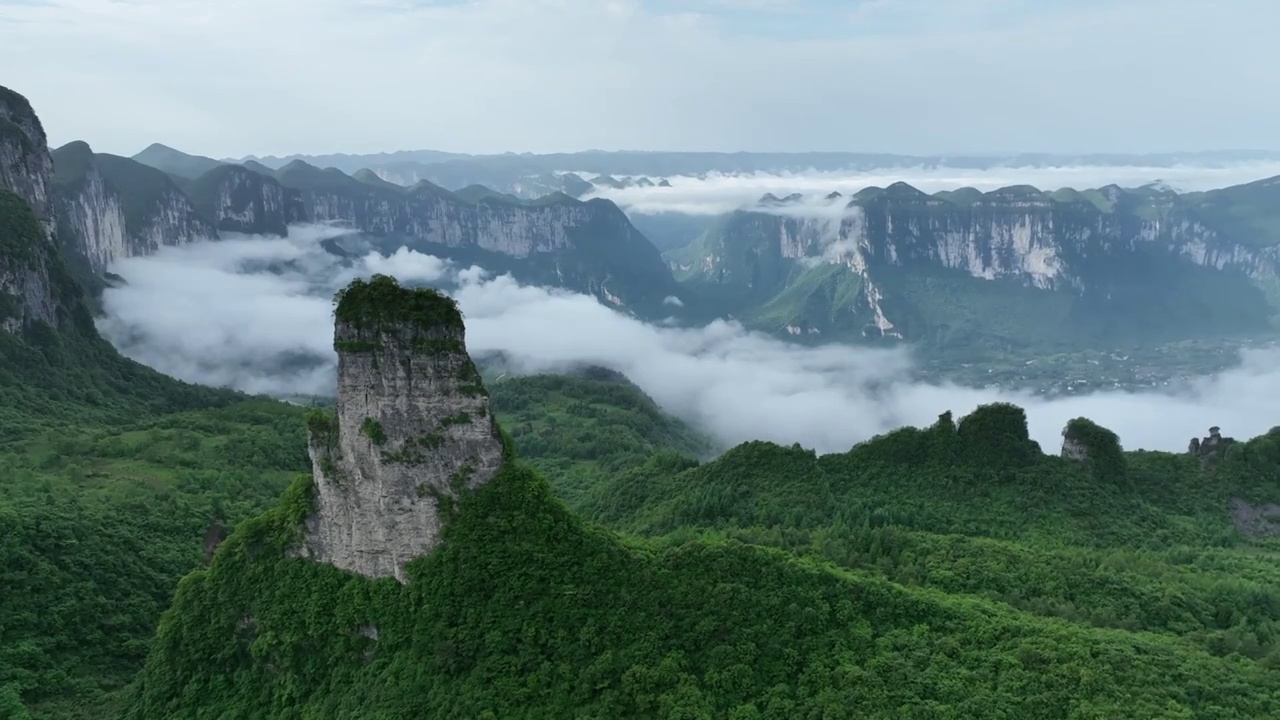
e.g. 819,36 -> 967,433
0,0 -> 1276,158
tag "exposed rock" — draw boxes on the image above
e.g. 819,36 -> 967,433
0,85 -> 63,333
1061,431 -> 1090,462
187,164 -> 304,236
0,86 -> 54,225
296,275 -> 504,583
1190,426 -> 1236,458
1230,498 -> 1280,540
51,142 -> 215,272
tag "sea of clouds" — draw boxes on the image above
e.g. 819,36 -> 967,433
580,162 -> 1280,215
97,224 -> 1280,456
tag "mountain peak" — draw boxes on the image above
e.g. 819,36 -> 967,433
296,275 -> 503,582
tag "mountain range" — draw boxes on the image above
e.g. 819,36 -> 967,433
136,142 -> 1280,197
670,183 -> 1280,356
9,85 -> 1280,365
40,136 -> 683,316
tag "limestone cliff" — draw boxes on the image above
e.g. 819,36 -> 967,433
272,160 -> 679,312
675,181 -> 1280,343
0,87 -> 54,227
50,142 -> 214,272
0,86 -> 64,332
296,275 -> 504,582
187,164 -> 305,236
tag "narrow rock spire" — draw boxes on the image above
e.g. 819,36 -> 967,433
297,274 -> 504,583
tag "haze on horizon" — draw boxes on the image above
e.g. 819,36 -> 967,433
2,0 -> 1278,159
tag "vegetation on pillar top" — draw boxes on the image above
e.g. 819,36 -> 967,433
333,274 -> 463,335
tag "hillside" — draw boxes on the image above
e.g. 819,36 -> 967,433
671,182 -> 1280,355
116,276 -> 1280,719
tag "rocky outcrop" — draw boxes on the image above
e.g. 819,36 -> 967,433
0,87 -> 54,227
1230,498 -> 1280,540
187,164 -> 304,236
1189,426 -> 1237,458
296,275 -> 505,582
0,86 -> 63,332
51,142 -> 215,272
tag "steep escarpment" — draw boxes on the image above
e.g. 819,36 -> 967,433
0,86 -> 72,332
187,164 -> 305,235
296,275 -> 504,582
274,160 -> 682,313
50,141 -> 214,272
676,181 -> 1280,347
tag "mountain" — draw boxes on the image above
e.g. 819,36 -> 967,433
238,148 -> 472,174
671,182 -> 1280,354
185,163 -> 305,235
131,142 -> 226,179
224,148 -> 1280,201
122,275 -> 1280,718
183,157 -> 685,314
50,141 -> 214,273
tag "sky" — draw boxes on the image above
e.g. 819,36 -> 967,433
96,225 -> 1280,456
2,0 -> 1277,158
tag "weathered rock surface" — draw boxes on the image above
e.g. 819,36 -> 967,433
51,141 -> 215,272
296,275 -> 504,582
0,85 -> 63,332
1230,498 -> 1280,540
187,164 -> 304,235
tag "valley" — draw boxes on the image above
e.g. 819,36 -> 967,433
3,77 -> 1280,720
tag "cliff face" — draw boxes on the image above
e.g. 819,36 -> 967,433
305,188 -> 590,256
263,161 -> 681,312
676,181 -> 1280,343
186,165 -> 304,235
0,88 -> 54,228
296,275 -> 504,583
51,143 -> 215,272
0,87 -> 63,332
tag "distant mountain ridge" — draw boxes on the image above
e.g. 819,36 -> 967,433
671,179 -> 1280,354
134,142 -> 1280,202
3,133 -> 679,316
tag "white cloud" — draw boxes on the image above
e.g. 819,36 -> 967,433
98,226 -> 1280,455
2,0 -> 1278,157
590,163 -> 1280,216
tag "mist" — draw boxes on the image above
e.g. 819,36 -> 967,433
99,225 -> 1280,456
583,162 -> 1280,216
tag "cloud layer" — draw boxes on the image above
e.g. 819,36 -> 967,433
98,225 -> 1280,456
586,163 -> 1280,216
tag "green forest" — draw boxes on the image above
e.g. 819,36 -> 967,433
3,181 -> 1280,718
5,312 -> 1280,717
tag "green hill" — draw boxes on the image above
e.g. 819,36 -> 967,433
116,280 -> 1280,719
123,407 -> 1280,719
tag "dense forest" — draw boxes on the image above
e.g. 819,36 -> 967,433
5,312 -> 1280,717
3,172 -> 1280,718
